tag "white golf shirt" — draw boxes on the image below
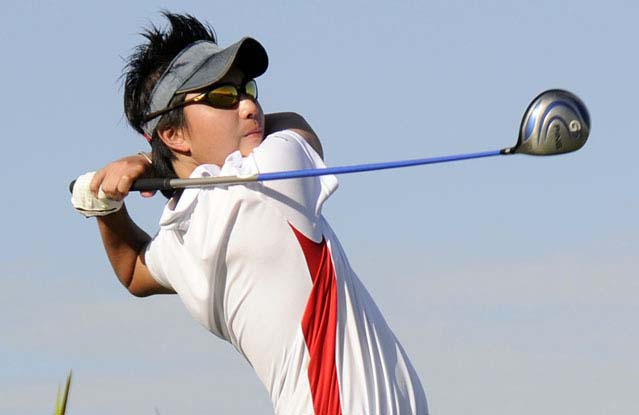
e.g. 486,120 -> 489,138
145,130 -> 427,415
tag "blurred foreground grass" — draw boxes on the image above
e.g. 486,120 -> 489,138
54,371 -> 72,415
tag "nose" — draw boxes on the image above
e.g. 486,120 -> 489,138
238,96 -> 261,120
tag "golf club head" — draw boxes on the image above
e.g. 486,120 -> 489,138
504,89 -> 590,156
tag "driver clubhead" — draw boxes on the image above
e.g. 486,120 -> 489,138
507,89 -> 590,156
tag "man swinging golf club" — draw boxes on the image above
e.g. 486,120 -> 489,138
71,12 -> 427,415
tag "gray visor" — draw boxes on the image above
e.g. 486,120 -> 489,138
142,37 -> 268,136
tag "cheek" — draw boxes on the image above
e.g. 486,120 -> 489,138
186,108 -> 234,141
256,102 -> 265,124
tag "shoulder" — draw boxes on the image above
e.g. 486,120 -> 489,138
253,130 -> 324,172
289,128 -> 323,159
263,112 -> 323,158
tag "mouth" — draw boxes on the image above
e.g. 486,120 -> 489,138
244,128 -> 263,139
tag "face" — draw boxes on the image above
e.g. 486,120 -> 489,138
173,67 -> 265,170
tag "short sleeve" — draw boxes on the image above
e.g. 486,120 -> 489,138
143,231 -> 176,290
249,130 -> 338,220
142,183 -> 244,333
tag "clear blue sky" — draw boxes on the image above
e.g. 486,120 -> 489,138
1,1 -> 637,414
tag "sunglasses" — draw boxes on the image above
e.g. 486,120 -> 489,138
144,79 -> 258,123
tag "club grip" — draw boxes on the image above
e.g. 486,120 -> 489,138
68,177 -> 174,193
130,178 -> 174,191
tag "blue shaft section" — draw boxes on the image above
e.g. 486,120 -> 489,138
256,149 -> 503,181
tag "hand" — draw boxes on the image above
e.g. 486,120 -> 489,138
90,153 -> 154,201
72,171 -> 124,217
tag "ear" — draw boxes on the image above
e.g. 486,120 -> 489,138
157,126 -> 191,154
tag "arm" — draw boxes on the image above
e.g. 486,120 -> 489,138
89,154 -> 175,297
265,112 -> 324,159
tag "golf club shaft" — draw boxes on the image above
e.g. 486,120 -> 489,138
68,89 -> 590,193
99,148 -> 507,192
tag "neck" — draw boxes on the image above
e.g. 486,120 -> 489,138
171,154 -> 199,179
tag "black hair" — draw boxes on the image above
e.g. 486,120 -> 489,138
122,11 -> 217,198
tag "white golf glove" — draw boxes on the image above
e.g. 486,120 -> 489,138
71,172 -> 123,217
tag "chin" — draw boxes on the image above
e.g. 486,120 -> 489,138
240,136 -> 263,155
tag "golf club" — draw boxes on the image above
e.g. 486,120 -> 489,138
69,89 -> 590,193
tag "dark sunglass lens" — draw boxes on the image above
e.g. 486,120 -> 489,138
207,85 -> 239,108
245,80 -> 258,100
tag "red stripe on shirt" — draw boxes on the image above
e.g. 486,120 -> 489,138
290,225 -> 342,415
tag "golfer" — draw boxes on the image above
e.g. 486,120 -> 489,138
72,12 -> 427,415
